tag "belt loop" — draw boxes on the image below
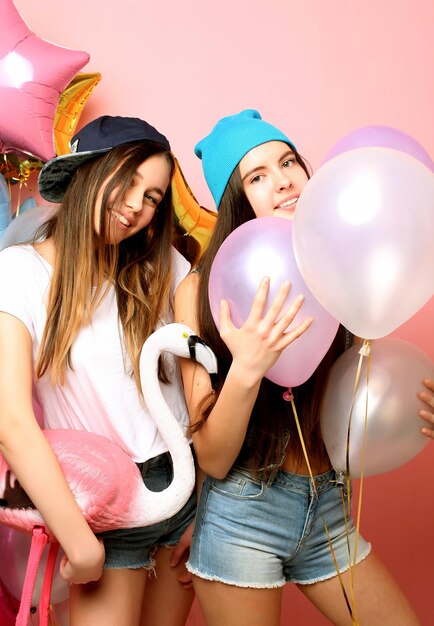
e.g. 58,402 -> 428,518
333,469 -> 345,486
266,467 -> 279,487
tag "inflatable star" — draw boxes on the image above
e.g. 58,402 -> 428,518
0,0 -> 89,161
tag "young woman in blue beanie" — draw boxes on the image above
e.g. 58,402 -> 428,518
0,116 -> 200,625
174,109 -> 429,625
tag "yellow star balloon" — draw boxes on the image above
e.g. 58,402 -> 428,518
172,157 -> 217,257
54,73 -> 102,155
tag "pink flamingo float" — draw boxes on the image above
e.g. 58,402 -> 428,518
0,323 -> 217,625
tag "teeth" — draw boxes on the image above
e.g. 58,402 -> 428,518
110,210 -> 130,226
278,198 -> 298,209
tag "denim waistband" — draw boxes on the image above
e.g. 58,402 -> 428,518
231,465 -> 347,493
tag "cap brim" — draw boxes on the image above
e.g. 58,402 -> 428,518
38,147 -> 111,203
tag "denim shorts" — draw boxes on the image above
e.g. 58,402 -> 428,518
187,467 -> 371,587
98,450 -> 196,569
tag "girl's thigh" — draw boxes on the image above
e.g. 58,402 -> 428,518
140,545 -> 195,626
298,551 -> 421,626
193,576 -> 284,626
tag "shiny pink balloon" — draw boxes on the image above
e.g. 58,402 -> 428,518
0,525 -> 68,607
323,125 -> 434,171
320,337 -> 433,477
0,0 -> 89,161
293,148 -> 434,339
209,217 -> 339,388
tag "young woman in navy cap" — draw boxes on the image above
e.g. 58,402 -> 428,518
175,109 -> 431,625
0,116 -> 199,624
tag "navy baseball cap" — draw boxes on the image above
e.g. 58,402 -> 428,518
38,115 -> 171,203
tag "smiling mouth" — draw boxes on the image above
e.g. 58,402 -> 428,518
276,197 -> 298,210
109,209 -> 131,227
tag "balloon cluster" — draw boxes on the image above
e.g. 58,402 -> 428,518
209,125 -> 434,477
0,0 -> 211,255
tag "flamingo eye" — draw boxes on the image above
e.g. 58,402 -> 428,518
182,332 -> 188,338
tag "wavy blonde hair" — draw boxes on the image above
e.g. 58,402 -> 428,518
36,141 -> 175,389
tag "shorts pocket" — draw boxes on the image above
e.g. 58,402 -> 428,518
210,472 -> 265,500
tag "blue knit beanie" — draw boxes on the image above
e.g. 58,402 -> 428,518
195,109 -> 296,209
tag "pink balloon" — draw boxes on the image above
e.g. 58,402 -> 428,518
209,217 -> 339,388
293,148 -> 434,339
0,0 -> 89,161
320,338 -> 433,477
323,125 -> 434,172
0,525 -> 68,607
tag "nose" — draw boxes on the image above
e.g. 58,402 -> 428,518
126,200 -> 140,212
275,170 -> 293,191
125,189 -> 142,213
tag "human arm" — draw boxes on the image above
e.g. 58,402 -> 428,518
0,312 -> 104,584
418,378 -> 434,439
174,273 -> 312,478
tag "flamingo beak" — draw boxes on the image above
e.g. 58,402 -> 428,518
187,336 -> 218,390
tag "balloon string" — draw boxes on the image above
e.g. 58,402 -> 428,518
341,342 -> 366,622
3,154 -> 12,201
352,341 -> 371,572
15,183 -> 23,218
288,394 -> 358,624
341,339 -> 371,623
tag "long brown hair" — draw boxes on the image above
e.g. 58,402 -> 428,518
36,140 -> 175,388
194,149 -> 349,476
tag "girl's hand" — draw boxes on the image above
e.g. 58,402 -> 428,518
418,378 -> 434,439
170,521 -> 195,589
219,277 -> 313,385
60,537 -> 105,585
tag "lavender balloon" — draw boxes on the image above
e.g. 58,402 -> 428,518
323,125 -> 434,171
209,217 -> 339,388
321,337 -> 433,477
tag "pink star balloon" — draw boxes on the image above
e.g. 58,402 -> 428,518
0,0 -> 89,161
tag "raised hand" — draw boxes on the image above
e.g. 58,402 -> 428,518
219,277 -> 313,386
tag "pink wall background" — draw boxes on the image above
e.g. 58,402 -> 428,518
12,0 -> 434,623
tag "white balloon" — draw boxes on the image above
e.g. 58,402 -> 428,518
320,337 -> 433,477
293,148 -> 434,339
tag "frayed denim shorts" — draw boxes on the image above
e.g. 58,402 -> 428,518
98,450 -> 196,569
187,467 -> 371,587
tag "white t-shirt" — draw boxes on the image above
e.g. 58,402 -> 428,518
0,244 -> 190,462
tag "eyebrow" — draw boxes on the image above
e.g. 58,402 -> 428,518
241,149 -> 295,182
